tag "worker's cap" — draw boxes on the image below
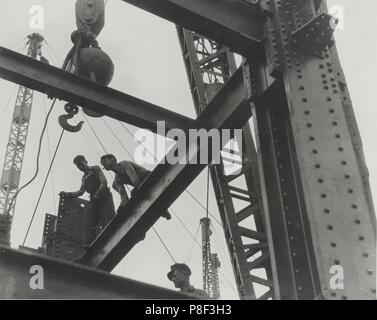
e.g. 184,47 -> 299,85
167,263 -> 191,281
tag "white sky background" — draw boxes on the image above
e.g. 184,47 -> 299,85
0,0 -> 376,300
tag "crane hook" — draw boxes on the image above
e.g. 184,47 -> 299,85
58,103 -> 84,133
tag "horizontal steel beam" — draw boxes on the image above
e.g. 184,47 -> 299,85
0,245 -> 194,299
121,0 -> 265,57
0,47 -> 195,134
78,68 -> 252,271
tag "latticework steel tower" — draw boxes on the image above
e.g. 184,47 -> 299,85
201,217 -> 221,299
177,28 -> 273,300
0,33 -> 45,246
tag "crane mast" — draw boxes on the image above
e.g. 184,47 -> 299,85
0,33 -> 45,246
201,217 -> 221,299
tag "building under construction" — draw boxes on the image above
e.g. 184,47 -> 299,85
0,0 -> 375,300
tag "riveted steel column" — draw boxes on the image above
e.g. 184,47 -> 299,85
250,0 -> 376,300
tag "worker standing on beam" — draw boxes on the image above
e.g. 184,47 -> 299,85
100,154 -> 171,220
167,263 -> 211,299
60,155 -> 116,236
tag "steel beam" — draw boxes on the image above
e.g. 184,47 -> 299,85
121,0 -> 265,57
249,0 -> 376,300
0,245 -> 193,299
0,46 -> 195,134
78,68 -> 252,270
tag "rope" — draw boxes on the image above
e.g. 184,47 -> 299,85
72,116 -> 115,188
7,36 -> 27,51
22,129 -> 65,245
6,98 -> 57,217
75,116 -> 101,158
43,97 -> 58,214
102,118 -> 133,160
185,221 -> 201,263
184,189 -> 222,226
153,227 -> 176,263
43,39 -> 62,64
81,112 -> 108,153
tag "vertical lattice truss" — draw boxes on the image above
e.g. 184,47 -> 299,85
0,33 -> 44,245
177,27 -> 273,300
210,253 -> 221,299
201,217 -> 221,299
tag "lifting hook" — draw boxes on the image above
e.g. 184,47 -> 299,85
58,103 -> 84,133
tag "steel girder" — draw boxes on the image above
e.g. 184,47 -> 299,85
78,68 -> 252,270
121,0 -> 265,58
0,47 -> 194,134
0,245 -> 193,299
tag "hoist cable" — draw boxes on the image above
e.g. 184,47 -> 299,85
184,221 -> 201,263
153,226 -> 176,264
7,36 -> 27,51
42,96 -> 58,214
22,129 -> 65,245
6,98 -> 57,217
81,112 -> 108,154
102,118 -> 133,160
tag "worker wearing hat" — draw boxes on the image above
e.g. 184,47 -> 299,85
167,263 -> 211,299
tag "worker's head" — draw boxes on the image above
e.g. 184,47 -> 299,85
100,154 -> 117,170
167,263 -> 191,289
73,155 -> 88,172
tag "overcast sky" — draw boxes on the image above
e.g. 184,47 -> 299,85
0,0 -> 376,300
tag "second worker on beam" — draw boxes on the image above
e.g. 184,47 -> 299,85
100,154 -> 172,220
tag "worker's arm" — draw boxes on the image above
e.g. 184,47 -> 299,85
60,181 -> 85,199
112,180 -> 129,207
119,184 -> 129,207
69,188 -> 85,198
128,162 -> 151,197
93,166 -> 107,198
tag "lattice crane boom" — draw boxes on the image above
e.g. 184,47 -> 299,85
201,217 -> 220,299
0,33 -> 45,246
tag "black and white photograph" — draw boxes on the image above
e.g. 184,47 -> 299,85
0,0 -> 375,307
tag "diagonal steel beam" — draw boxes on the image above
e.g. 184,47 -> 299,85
78,68 -> 252,271
0,46 -> 195,134
121,0 -> 265,57
0,245 -> 195,299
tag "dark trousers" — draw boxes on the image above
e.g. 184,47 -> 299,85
88,188 -> 116,239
